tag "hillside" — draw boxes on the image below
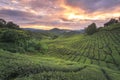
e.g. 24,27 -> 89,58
47,27 -> 120,71
0,23 -> 120,80
23,28 -> 71,35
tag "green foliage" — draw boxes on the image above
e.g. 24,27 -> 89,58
85,23 -> 97,35
97,27 -> 103,31
52,35 -> 58,39
26,39 -> 48,53
100,23 -> 120,31
0,29 -> 29,43
0,29 -> 48,53
0,43 -> 25,53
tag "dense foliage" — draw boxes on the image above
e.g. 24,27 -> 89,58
0,29 -> 29,43
85,23 -> 97,35
0,19 -> 48,53
0,30 -> 47,53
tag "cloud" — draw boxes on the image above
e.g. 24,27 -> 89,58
0,0 -> 120,30
65,0 -> 120,13
0,9 -> 44,25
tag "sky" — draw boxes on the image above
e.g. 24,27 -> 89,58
0,0 -> 120,30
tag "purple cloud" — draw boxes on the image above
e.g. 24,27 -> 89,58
66,0 -> 120,12
0,0 -> 120,30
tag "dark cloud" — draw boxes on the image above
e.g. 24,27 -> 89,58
0,9 -> 33,17
66,0 -> 120,12
0,9 -> 45,26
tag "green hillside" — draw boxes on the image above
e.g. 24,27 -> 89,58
47,27 -> 120,71
0,20 -> 120,80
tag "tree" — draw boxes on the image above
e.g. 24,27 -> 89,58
104,18 -> 118,27
0,19 -> 20,29
119,17 -> 120,22
0,29 -> 30,43
85,23 -> 97,35
0,19 -> 6,28
6,21 -> 20,29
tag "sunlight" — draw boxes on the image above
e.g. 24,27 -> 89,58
23,25 -> 53,30
58,0 -> 120,22
22,25 -> 72,30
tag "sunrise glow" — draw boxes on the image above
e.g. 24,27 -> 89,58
0,0 -> 120,30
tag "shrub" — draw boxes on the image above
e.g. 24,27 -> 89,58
26,40 -> 48,53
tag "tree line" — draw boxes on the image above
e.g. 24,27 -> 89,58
0,18 -> 20,29
85,18 -> 120,35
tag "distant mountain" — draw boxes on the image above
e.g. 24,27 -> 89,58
49,28 -> 71,35
23,28 -> 84,35
74,29 -> 85,33
60,29 -> 84,38
22,28 -> 46,32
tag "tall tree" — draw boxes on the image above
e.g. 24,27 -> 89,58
85,23 -> 97,35
0,19 -> 6,28
6,21 -> 20,29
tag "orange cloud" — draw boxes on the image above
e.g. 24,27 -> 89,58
22,25 -> 53,30
56,0 -> 120,22
58,0 -> 85,20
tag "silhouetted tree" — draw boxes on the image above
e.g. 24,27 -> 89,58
104,18 -> 118,27
85,23 -> 97,35
0,18 -> 20,29
119,17 -> 120,22
6,21 -> 20,29
0,19 -> 6,28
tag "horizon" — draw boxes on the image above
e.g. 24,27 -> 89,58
22,26 -> 80,30
0,0 -> 120,30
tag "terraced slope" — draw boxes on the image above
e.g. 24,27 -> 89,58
48,29 -> 120,71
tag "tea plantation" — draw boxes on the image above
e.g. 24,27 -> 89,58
0,23 -> 120,80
